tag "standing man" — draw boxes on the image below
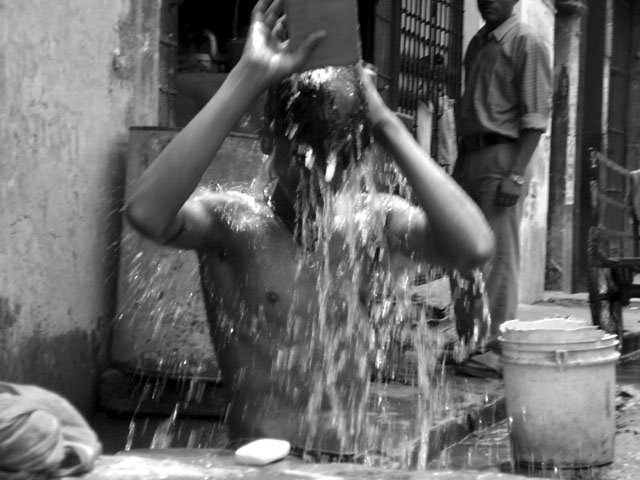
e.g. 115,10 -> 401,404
452,0 -> 552,377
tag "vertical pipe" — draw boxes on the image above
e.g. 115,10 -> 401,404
420,0 -> 427,102
410,0 -> 420,113
416,0 -> 421,112
405,0 -> 411,114
427,0 -> 435,111
411,0 -> 418,112
390,0 -> 402,110
401,0 -> 407,113
602,0 -> 613,156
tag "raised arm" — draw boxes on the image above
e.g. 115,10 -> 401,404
361,68 -> 494,272
125,0 -> 325,248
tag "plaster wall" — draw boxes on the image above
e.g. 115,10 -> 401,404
547,3 -> 586,293
0,0 -> 160,415
516,0 -> 555,303
627,1 -> 640,167
462,2 -> 483,58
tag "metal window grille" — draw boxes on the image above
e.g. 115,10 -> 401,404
397,0 -> 463,115
159,0 -> 179,127
392,0 -> 463,162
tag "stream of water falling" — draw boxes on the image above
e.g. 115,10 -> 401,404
115,94 -> 493,469
117,145 -> 492,469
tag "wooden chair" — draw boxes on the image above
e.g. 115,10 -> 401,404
587,150 -> 640,340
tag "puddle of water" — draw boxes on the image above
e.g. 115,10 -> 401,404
617,358 -> 640,389
428,358 -> 640,479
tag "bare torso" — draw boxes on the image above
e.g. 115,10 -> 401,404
123,13 -> 495,451
193,190 -> 391,451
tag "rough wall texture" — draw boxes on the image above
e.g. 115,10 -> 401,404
627,2 -> 640,167
516,0 -> 555,303
547,6 -> 586,293
0,0 -> 160,415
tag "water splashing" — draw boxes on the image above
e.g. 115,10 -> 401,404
115,70 -> 497,468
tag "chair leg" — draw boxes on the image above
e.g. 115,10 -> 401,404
608,298 -> 624,344
609,268 -> 627,341
587,265 -> 608,329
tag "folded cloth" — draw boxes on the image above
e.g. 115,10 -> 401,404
0,382 -> 102,478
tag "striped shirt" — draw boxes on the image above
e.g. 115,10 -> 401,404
458,15 -> 552,139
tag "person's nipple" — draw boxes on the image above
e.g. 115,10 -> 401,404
266,291 -> 280,304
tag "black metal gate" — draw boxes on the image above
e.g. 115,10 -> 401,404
395,0 -> 464,117
374,0 -> 463,163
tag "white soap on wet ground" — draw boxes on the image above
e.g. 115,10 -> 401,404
234,439 -> 291,466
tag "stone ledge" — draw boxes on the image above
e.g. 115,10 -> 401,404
74,448 -> 541,480
99,369 -> 228,418
96,366 -> 506,469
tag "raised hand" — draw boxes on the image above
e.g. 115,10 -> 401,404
241,0 -> 326,85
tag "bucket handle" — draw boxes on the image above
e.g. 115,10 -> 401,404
554,350 -> 568,364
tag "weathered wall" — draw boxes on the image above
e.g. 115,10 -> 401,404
547,0 -> 588,293
627,2 -> 640,167
515,0 -> 555,303
0,0 -> 160,415
462,2 -> 483,57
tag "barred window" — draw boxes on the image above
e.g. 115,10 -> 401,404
392,0 -> 464,163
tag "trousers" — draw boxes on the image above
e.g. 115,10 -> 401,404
451,141 -> 528,343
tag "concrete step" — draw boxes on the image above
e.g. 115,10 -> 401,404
95,365 -> 505,469
75,448 -> 544,480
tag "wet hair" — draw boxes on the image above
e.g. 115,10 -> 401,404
261,66 -> 372,171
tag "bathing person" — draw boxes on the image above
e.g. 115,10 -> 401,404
126,0 -> 494,453
451,0 -> 552,377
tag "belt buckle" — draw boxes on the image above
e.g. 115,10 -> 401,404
461,135 -> 484,153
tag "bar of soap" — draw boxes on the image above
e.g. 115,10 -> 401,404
234,439 -> 291,466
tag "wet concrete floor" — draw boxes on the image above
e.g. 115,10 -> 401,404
84,359 -> 640,479
431,360 -> 640,480
86,297 -> 640,479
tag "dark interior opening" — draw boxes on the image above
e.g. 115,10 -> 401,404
177,0 -> 377,74
174,0 -> 378,130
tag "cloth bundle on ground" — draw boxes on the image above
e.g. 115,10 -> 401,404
0,382 -> 102,479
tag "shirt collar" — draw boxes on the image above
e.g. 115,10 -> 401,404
477,14 -> 519,43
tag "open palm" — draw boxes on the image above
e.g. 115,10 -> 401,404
242,0 -> 326,84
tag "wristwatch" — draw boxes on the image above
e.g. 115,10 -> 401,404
509,173 -> 525,186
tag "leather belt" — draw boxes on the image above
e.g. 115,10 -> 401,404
460,133 -> 516,153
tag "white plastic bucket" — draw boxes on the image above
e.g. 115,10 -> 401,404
500,333 -> 618,353
501,335 -> 620,468
500,318 -> 599,343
